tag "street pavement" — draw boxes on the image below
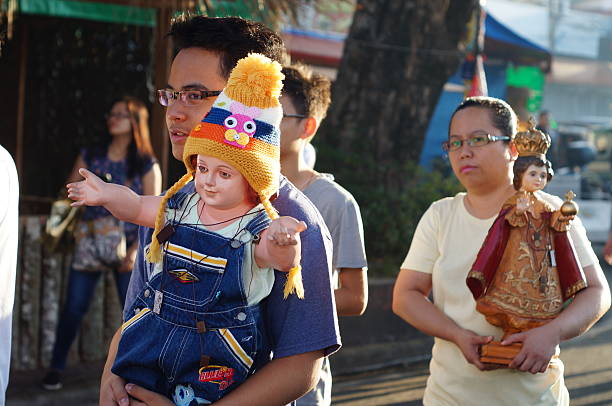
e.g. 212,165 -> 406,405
8,261 -> 612,405
331,253 -> 612,406
331,307 -> 612,405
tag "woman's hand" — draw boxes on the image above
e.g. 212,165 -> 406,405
502,323 -> 560,374
67,168 -> 109,207
452,328 -> 495,371
119,243 -> 138,272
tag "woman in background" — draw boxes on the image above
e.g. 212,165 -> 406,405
42,96 -> 162,390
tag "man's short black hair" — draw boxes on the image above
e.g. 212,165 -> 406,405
281,63 -> 331,121
169,14 -> 288,79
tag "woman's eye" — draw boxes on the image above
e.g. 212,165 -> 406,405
197,165 -> 207,173
471,136 -> 486,144
220,171 -> 230,178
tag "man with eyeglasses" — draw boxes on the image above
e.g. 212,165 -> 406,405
279,63 -> 368,406
100,15 -> 340,406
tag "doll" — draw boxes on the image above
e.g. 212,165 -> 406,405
466,118 -> 586,366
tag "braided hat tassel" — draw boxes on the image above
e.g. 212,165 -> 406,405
146,172 -> 193,264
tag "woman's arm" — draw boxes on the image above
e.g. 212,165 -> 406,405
67,168 -> 161,228
392,269 -> 493,370
503,262 -> 611,373
142,162 -> 162,196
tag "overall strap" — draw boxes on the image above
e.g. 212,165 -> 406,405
166,185 -> 194,210
244,209 -> 272,237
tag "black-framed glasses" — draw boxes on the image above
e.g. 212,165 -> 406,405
157,89 -> 222,107
105,112 -> 131,120
442,133 -> 511,152
283,113 -> 307,119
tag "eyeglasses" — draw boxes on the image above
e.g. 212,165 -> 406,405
283,113 -> 306,119
442,133 -> 511,152
157,89 -> 222,107
105,112 -> 131,120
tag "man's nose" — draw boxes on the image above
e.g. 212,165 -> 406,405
167,102 -> 187,122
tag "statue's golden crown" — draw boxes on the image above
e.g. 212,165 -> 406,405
514,116 -> 551,156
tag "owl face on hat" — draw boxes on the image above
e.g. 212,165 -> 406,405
182,53 -> 284,204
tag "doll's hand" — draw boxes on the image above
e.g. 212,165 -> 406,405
67,168 -> 109,207
502,324 -> 559,374
267,216 -> 307,246
453,328 -> 495,371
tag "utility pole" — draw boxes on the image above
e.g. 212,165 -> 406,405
548,0 -> 564,54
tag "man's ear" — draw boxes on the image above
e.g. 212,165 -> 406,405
300,117 -> 318,140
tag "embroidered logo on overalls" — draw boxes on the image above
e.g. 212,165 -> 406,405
172,384 -> 211,405
168,269 -> 200,283
198,365 -> 235,390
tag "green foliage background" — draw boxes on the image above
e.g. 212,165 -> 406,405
315,141 -> 464,277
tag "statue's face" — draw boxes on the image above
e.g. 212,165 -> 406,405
521,164 -> 548,192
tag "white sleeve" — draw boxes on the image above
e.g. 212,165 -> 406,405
568,215 -> 599,268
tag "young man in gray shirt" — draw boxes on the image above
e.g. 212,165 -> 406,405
280,63 -> 368,406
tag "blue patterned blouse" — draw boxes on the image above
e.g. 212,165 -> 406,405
80,145 -> 155,246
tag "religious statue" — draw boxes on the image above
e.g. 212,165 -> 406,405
466,117 -> 587,367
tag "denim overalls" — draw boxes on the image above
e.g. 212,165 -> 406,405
113,191 -> 271,405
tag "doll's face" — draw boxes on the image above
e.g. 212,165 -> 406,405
521,164 -> 548,192
194,155 -> 252,210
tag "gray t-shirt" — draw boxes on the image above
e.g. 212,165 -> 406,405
303,173 -> 368,275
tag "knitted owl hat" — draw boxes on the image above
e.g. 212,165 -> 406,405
147,53 -> 303,299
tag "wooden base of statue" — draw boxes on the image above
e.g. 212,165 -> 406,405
479,341 -> 522,366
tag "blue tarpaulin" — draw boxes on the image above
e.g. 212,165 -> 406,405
485,12 -> 549,55
419,12 -> 551,168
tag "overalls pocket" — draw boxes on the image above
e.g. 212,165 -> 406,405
162,240 -> 227,307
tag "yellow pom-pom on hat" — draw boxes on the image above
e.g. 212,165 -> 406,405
147,53 -> 304,299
